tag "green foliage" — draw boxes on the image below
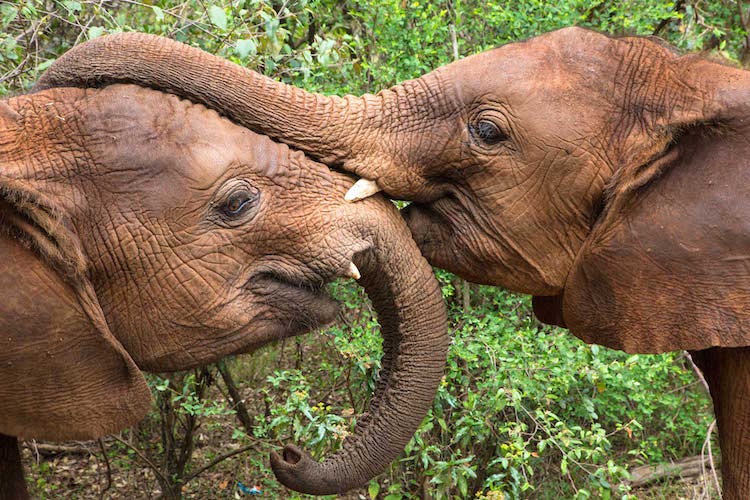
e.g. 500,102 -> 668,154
5,0 -> 727,497
217,284 -> 711,498
150,371 -> 234,420
3,0 -> 750,97
366,287 -> 711,498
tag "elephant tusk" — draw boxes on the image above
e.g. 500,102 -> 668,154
345,178 -> 381,202
345,262 -> 361,280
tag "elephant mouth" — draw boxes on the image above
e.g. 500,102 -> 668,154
400,202 -> 450,257
245,271 -> 340,329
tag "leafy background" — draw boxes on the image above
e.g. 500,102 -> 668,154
1,0 -> 744,498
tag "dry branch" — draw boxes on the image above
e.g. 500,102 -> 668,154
628,455 -> 721,487
22,443 -> 94,455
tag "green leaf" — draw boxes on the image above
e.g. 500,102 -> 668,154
88,26 -> 105,39
152,5 -> 164,21
235,38 -> 257,59
1,5 -> 17,29
36,59 -> 55,71
265,16 -> 279,39
208,5 -> 227,30
457,473 -> 468,497
438,417 -> 447,432
62,0 -> 82,13
3,36 -> 18,60
368,480 -> 380,499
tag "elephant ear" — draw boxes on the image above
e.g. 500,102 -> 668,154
0,180 -> 151,441
561,126 -> 750,354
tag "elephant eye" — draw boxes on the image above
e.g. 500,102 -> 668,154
220,189 -> 258,219
472,120 -> 507,146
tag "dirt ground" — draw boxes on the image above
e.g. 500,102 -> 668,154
21,441 -> 720,499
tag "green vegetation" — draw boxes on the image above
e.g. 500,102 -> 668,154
3,0 -> 740,498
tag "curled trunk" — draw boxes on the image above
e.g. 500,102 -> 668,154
270,213 -> 449,495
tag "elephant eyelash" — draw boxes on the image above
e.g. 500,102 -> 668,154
220,190 -> 258,218
469,120 -> 509,147
209,181 -> 261,227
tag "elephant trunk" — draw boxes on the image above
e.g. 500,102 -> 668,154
270,211 -> 449,495
33,33 -> 448,197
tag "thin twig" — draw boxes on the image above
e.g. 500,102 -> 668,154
0,53 -> 31,84
684,351 -> 711,393
182,444 -> 258,484
707,420 -> 722,499
218,362 -> 254,434
73,0 -> 104,46
110,434 -> 170,486
23,442 -> 94,455
97,438 -> 112,500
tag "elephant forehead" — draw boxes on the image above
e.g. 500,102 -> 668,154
81,84 -> 289,185
450,28 -> 613,109
179,97 -> 293,182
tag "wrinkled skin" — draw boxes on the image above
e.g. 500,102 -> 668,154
0,84 -> 448,498
37,28 -> 750,497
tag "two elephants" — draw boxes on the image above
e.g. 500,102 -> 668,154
3,26 -> 750,497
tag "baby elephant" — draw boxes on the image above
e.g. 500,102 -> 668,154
0,84 -> 448,497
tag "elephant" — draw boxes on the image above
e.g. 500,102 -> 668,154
35,28 -> 750,497
0,82 -> 449,498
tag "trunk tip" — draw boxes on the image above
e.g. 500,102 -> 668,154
270,444 -> 342,495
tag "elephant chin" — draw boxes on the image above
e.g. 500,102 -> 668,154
132,275 -> 341,373
247,273 -> 341,334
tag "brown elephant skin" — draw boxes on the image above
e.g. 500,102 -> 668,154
0,84 -> 448,497
35,28 -> 750,497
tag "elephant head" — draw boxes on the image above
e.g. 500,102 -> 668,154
35,29 -> 750,354
0,84 -> 448,495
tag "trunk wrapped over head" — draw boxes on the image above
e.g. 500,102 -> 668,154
34,32 -> 442,198
33,33 -> 364,165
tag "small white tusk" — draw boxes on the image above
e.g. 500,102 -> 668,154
345,261 -> 361,280
345,178 -> 381,202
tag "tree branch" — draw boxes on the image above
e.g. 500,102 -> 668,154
652,0 -> 685,36
183,444 -> 258,484
218,362 -> 254,434
111,434 -> 170,487
97,438 -> 112,500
